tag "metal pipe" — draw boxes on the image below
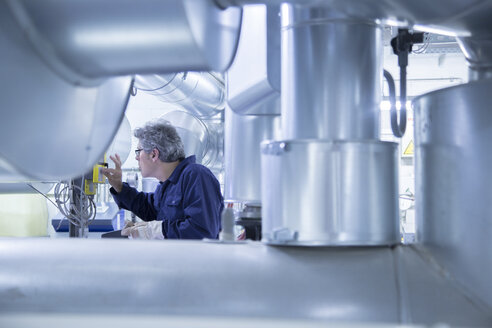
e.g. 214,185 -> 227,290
224,101 -> 281,203
5,0 -> 241,84
456,37 -> 492,81
281,5 -> 382,140
134,72 -> 225,118
217,0 -> 491,38
0,239 -> 490,325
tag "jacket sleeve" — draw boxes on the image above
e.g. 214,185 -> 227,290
110,183 -> 157,222
162,170 -> 223,239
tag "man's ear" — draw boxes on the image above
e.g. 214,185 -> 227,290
152,148 -> 159,161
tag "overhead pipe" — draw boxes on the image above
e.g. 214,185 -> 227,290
216,0 -> 492,38
456,37 -> 492,81
134,72 -> 226,118
0,0 -> 241,182
5,0 -> 241,85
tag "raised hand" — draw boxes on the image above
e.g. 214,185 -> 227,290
101,154 -> 123,193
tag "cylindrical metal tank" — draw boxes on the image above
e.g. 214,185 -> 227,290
224,100 -> 281,203
413,79 -> 492,310
280,5 -> 382,140
261,140 -> 399,246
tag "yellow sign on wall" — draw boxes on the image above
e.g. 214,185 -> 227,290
403,140 -> 414,156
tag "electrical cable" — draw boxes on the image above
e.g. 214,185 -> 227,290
383,69 -> 406,138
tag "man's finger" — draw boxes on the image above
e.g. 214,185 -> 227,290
110,154 -> 122,170
100,168 -> 116,177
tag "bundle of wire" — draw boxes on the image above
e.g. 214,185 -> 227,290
53,181 -> 96,229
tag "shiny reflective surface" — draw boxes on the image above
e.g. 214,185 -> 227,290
224,101 -> 281,203
281,4 -> 382,140
134,72 -> 225,118
413,79 -> 492,310
160,110 -> 209,164
226,4 -> 281,115
0,2 -> 132,181
6,0 -> 241,82
0,239 -> 490,325
220,0 -> 492,38
261,140 -> 399,246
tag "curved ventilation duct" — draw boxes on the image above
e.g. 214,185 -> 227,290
134,72 -> 226,118
5,0 -> 241,84
456,37 -> 492,80
159,110 -> 223,173
0,0 -> 240,183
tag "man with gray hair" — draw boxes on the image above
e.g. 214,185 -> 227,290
101,119 -> 224,239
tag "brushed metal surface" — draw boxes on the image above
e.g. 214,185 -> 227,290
226,4 -> 281,115
5,0 -> 241,82
134,72 -> 225,118
281,4 -> 382,140
224,102 -> 281,203
0,2 -> 132,181
0,239 -> 490,325
413,79 -> 492,310
261,140 -> 399,246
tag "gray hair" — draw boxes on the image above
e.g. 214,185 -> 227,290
134,119 -> 186,162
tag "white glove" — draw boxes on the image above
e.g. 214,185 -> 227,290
121,221 -> 164,240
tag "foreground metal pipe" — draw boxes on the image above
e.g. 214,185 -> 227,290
0,239 -> 490,325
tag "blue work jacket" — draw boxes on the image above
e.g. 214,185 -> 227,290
110,156 -> 223,239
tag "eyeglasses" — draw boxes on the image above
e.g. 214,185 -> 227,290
135,148 -> 144,156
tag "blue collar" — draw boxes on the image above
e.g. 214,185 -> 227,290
166,155 -> 196,184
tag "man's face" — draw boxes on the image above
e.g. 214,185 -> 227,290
135,143 -> 150,177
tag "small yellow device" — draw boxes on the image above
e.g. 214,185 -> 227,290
84,154 -> 108,195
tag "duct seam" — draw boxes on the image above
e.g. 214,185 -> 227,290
410,245 -> 492,315
391,246 -> 412,324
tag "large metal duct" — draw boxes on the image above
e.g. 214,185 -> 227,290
0,0 -> 241,182
6,0 -> 241,83
134,72 -> 226,118
217,0 -> 492,37
280,8 -> 382,141
226,4 -> 281,116
0,2 -> 132,180
224,4 -> 281,203
413,79 -> 492,310
261,5 -> 399,246
0,239 -> 490,326
224,100 -> 281,203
